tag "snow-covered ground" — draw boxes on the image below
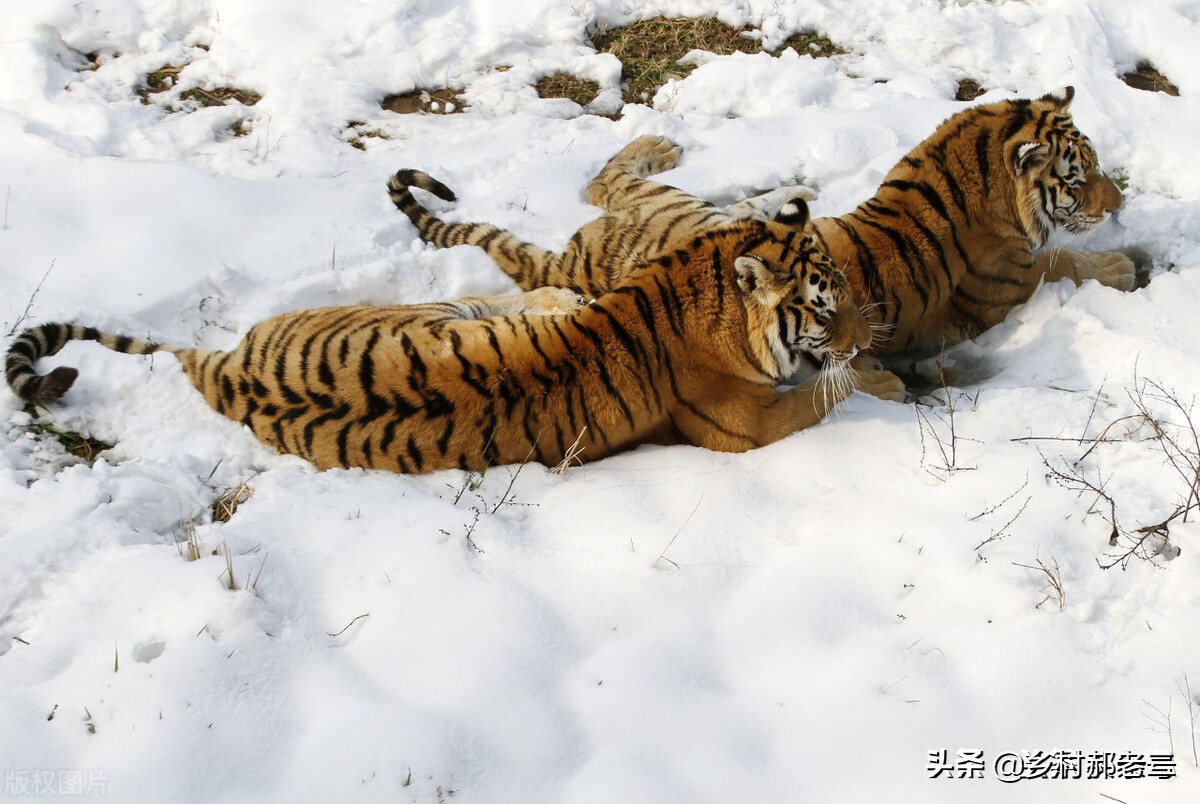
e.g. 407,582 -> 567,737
2,0 -> 1199,801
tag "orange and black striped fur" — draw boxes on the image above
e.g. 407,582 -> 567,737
391,87 -> 1134,358
6,215 -> 883,473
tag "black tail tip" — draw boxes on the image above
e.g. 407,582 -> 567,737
390,169 -> 457,203
23,366 -> 79,405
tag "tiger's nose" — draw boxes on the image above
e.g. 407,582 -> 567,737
1097,171 -> 1124,215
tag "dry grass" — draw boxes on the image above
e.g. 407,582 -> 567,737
1122,62 -> 1179,96
774,30 -> 844,58
176,515 -> 205,561
139,64 -> 185,100
368,18 -> 843,121
592,17 -> 758,104
212,481 -> 254,523
535,73 -> 600,107
23,406 -> 113,465
955,78 -> 986,101
551,427 -> 589,475
591,18 -> 843,106
139,65 -> 260,108
179,86 -> 262,107
1013,557 -> 1066,611
344,122 -> 389,151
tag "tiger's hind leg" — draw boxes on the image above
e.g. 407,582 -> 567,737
583,135 -> 682,209
452,287 -> 588,319
1035,249 -> 1135,291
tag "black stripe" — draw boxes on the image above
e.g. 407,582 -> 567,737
405,435 -> 424,472
358,328 -> 391,424
882,179 -> 951,223
975,129 -> 992,186
830,218 -> 884,304
302,403 -> 352,458
567,319 -> 635,429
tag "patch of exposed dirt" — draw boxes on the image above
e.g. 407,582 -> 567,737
382,88 -> 465,114
1121,62 -> 1179,96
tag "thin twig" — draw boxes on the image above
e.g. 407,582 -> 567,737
1080,375 -> 1108,445
326,613 -> 370,637
1180,673 -> 1199,768
973,496 -> 1032,551
654,496 -> 703,569
6,259 -> 55,336
969,474 -> 1029,521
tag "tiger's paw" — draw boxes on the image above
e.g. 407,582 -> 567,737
521,286 -> 589,315
850,354 -> 907,402
624,135 -> 681,177
1077,251 -> 1136,292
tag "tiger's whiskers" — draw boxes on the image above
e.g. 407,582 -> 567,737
814,356 -> 855,414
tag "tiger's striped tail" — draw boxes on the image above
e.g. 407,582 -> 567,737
6,323 -> 161,404
387,169 -> 565,289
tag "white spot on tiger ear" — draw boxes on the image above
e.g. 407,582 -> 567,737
777,199 -> 810,228
1015,142 -> 1050,174
1043,86 -> 1075,108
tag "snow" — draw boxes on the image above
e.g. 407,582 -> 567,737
2,0 -> 1200,801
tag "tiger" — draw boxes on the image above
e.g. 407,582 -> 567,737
389,86 -> 1134,359
5,211 -> 884,474
390,153 -> 907,398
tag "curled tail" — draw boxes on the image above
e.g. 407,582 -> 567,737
6,323 -> 164,404
387,169 -> 569,290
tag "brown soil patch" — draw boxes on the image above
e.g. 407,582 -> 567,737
382,88 -> 466,114
1121,62 -> 1179,96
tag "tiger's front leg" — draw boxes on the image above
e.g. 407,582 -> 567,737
584,135 -> 682,209
676,376 -> 852,453
1034,249 -> 1136,291
849,353 -> 907,402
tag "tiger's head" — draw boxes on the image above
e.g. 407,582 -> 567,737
732,211 -> 872,382
1010,86 -> 1124,247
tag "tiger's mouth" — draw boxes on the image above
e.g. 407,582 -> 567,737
1060,213 -> 1107,235
794,348 -> 854,372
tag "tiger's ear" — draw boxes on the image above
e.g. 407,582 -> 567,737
1040,86 -> 1074,110
1014,142 -> 1052,175
735,255 -> 786,302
